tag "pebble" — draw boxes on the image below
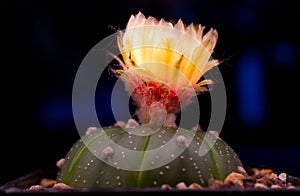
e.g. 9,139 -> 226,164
28,185 -> 45,191
176,182 -> 187,189
278,172 -> 287,183
161,184 -> 172,190
40,178 -> 56,188
161,166 -> 299,190
52,183 -> 72,189
188,183 -> 203,189
254,182 -> 269,189
224,172 -> 244,187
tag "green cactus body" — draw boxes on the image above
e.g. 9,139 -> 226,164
56,126 -> 243,188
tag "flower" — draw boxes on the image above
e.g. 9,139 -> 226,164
115,12 -> 220,125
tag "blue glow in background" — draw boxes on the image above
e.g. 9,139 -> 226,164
236,51 -> 266,127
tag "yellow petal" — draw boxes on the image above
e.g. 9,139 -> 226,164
118,12 -> 219,90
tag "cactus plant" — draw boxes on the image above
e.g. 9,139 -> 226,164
56,126 -> 242,188
56,12 -> 243,188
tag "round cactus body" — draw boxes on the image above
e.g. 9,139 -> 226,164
56,126 -> 242,188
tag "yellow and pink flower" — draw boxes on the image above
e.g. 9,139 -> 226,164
115,12 -> 220,125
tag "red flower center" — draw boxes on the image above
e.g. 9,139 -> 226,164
132,81 -> 181,114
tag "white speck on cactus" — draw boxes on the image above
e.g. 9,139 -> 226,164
101,146 -> 114,159
85,127 -> 97,135
113,121 -> 126,127
176,135 -> 188,147
56,158 -> 65,169
163,113 -> 177,128
125,119 -> 139,128
209,130 -> 220,138
192,124 -> 201,131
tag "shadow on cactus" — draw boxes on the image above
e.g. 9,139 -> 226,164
56,12 -> 243,188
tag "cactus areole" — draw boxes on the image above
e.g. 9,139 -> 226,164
57,12 -> 243,188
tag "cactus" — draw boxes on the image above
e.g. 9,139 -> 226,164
56,126 -> 242,188
57,12 -> 244,188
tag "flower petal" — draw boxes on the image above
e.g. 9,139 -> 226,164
118,12 -> 219,90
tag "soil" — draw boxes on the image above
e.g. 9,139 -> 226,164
1,165 -> 299,195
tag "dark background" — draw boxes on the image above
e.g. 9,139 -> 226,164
2,0 -> 300,185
